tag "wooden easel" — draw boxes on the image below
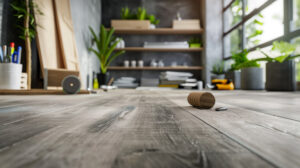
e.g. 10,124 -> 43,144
34,0 -> 81,90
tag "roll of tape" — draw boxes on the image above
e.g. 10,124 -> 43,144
187,92 -> 215,109
62,75 -> 81,94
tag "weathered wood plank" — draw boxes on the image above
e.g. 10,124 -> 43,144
162,90 -> 300,168
0,91 -> 273,168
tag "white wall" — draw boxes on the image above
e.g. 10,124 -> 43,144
70,0 -> 101,89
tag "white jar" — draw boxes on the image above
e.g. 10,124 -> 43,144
124,60 -> 129,67
131,60 -> 137,68
0,63 -> 23,90
138,60 -> 144,67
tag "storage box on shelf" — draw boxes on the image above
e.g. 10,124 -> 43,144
172,20 -> 201,30
111,20 -> 151,29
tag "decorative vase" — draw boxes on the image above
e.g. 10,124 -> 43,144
97,72 -> 110,86
0,63 -> 23,90
266,60 -> 296,91
241,67 -> 264,90
225,70 -> 241,89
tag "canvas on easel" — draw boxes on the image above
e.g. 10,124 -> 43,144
34,0 -> 81,90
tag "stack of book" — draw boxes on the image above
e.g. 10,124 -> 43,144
159,71 -> 194,88
144,41 -> 189,49
113,77 -> 139,88
141,78 -> 159,87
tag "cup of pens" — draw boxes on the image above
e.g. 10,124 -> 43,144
0,43 -> 23,90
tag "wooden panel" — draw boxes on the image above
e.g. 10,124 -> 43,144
112,28 -> 204,35
173,20 -> 201,29
53,0 -> 79,71
114,47 -> 203,52
34,0 -> 64,75
108,66 -> 203,71
46,68 -> 79,87
0,89 -> 89,95
111,20 -> 150,29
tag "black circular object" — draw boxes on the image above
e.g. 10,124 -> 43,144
62,75 -> 81,94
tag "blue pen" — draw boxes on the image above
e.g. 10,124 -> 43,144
12,51 -> 18,63
0,47 -> 3,63
17,46 -> 22,64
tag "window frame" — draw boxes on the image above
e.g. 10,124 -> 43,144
223,0 -> 300,59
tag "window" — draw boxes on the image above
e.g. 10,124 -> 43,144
224,26 -> 243,57
223,0 -> 300,83
246,1 -> 268,14
292,0 -> 300,30
246,0 -> 284,48
224,0 -> 243,32
223,0 -> 300,58
292,37 -> 300,81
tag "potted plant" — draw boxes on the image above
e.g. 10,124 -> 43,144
11,0 -> 42,90
211,62 -> 225,80
188,37 -> 201,48
237,55 -> 264,90
111,7 -> 160,29
254,41 -> 300,91
89,25 -> 125,86
226,49 -> 249,89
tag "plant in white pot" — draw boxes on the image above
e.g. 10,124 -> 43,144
211,62 -> 225,80
252,41 -> 300,91
89,25 -> 125,86
226,49 -> 250,89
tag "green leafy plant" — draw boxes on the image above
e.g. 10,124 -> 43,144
120,7 -> 160,25
11,1 -> 42,40
89,25 -> 125,74
136,7 -> 147,20
11,0 -> 43,89
259,41 -> 300,63
211,62 -> 225,75
188,37 -> 201,48
147,14 -> 160,25
247,13 -> 264,47
230,49 -> 259,70
233,49 -> 260,69
121,7 -> 135,20
188,37 -> 201,45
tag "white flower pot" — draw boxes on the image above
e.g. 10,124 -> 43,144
0,63 -> 23,90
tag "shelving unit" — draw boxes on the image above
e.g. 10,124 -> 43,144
108,66 -> 203,71
115,47 -> 203,52
111,28 -> 204,35
109,27 -> 204,75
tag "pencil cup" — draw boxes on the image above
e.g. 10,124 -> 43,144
0,63 -> 23,90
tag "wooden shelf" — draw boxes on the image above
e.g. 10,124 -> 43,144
108,66 -> 203,71
0,89 -> 90,95
112,28 -> 204,35
115,47 -> 203,52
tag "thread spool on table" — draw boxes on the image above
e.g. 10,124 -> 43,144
187,92 -> 216,109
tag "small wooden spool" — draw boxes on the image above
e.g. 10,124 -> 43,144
187,92 -> 216,109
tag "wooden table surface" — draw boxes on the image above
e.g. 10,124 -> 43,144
0,90 -> 299,168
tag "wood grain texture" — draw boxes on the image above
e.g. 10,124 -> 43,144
34,0 -> 64,75
114,47 -> 203,52
108,66 -> 203,71
0,90 -> 299,168
53,0 -> 79,71
112,28 -> 204,35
